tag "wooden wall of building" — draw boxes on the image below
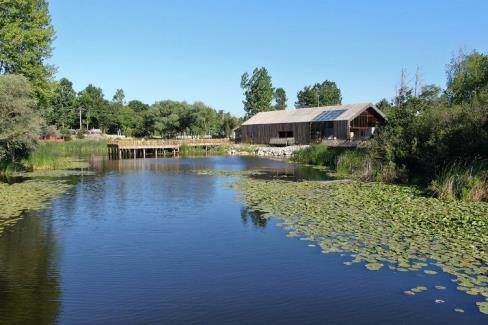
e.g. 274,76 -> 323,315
240,122 -> 311,144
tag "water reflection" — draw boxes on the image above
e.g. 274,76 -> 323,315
0,211 -> 60,324
240,207 -> 268,229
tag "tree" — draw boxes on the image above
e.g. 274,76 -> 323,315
112,88 -> 126,105
0,0 -> 55,110
240,67 -> 274,117
128,100 -> 149,113
76,85 -> 108,130
0,75 -> 41,164
274,88 -> 287,110
296,80 -> 342,108
446,50 -> 488,104
47,78 -> 77,128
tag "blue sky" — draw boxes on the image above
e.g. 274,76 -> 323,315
49,0 -> 487,116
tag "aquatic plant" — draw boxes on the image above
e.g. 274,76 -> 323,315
0,180 -> 70,235
24,139 -> 107,170
232,178 -> 488,314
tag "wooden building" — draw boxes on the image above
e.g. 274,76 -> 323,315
237,103 -> 387,145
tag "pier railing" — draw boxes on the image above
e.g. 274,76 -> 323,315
107,138 -> 231,148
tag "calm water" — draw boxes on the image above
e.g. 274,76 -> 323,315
0,156 -> 485,324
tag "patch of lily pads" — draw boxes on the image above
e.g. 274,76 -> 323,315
232,179 -> 488,315
0,180 -> 70,236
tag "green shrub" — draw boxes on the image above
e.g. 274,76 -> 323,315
292,144 -> 346,168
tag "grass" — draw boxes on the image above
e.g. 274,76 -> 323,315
23,139 -> 107,170
430,160 -> 488,202
292,144 -> 370,178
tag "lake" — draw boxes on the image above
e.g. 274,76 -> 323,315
0,156 -> 485,324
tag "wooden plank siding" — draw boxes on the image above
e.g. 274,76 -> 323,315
240,122 -> 312,144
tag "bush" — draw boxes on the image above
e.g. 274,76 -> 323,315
292,144 -> 345,168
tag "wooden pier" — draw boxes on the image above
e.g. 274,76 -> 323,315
107,138 -> 230,159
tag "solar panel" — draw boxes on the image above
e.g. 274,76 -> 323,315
312,109 -> 346,121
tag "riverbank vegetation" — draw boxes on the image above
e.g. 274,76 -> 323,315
233,177 -> 488,314
292,51 -> 488,202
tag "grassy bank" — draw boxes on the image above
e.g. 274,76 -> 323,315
233,177 -> 488,315
292,144 -> 488,202
23,139 -> 106,170
292,144 -> 369,177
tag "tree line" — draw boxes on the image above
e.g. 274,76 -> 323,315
0,0 -> 240,168
240,67 -> 342,117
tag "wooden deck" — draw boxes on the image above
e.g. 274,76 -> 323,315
107,138 -> 230,159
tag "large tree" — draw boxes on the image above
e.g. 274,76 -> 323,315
47,78 -> 77,129
0,75 -> 41,164
295,80 -> 342,108
0,0 -> 55,110
240,67 -> 274,117
76,85 -> 108,130
274,88 -> 287,110
446,50 -> 488,104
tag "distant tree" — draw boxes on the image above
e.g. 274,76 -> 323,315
0,75 -> 41,164
446,50 -> 488,104
274,88 -> 287,110
128,100 -> 149,113
296,80 -> 342,108
76,85 -> 108,130
47,78 -> 77,129
240,67 -> 274,117
0,0 -> 55,110
112,88 -> 126,105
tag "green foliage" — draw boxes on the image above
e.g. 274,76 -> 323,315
241,67 -> 274,117
0,75 -> 41,168
76,84 -> 109,130
296,80 -> 342,108
292,144 -> 344,168
47,78 -> 77,128
0,0 -> 55,110
447,50 -> 488,104
368,52 -> 488,193
274,87 -> 287,110
430,160 -> 488,202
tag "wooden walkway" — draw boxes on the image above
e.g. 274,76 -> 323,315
107,138 -> 230,159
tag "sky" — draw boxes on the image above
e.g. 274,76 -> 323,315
48,0 -> 488,117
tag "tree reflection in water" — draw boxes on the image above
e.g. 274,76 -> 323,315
240,207 -> 268,228
0,210 -> 60,324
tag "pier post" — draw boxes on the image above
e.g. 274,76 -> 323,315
155,149 -> 158,158
118,149 -> 122,160
143,149 -> 146,159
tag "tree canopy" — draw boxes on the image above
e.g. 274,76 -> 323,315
274,88 -> 287,110
0,0 -> 55,110
0,75 -> 41,164
241,67 -> 274,117
296,80 -> 342,108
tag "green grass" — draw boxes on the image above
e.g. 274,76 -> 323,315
430,160 -> 488,202
292,144 -> 370,178
24,139 -> 107,170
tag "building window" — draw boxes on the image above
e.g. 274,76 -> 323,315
278,131 -> 293,138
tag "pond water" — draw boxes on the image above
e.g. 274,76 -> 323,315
0,156 -> 485,324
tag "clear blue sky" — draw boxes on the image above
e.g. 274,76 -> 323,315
49,0 -> 487,117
